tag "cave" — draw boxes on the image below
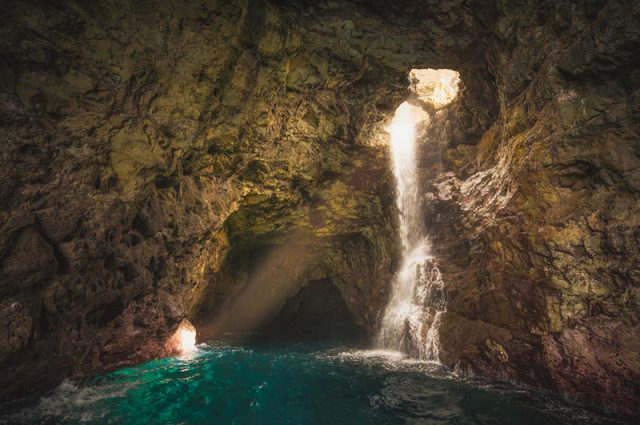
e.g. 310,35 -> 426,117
256,278 -> 367,343
1,0 -> 639,423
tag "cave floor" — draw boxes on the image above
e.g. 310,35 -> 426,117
0,341 -> 631,425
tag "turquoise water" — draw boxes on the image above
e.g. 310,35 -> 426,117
0,342 -> 631,425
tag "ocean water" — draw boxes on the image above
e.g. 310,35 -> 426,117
0,342 -> 631,425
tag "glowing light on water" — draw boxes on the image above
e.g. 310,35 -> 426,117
377,69 -> 459,362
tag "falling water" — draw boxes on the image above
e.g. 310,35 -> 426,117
377,69 -> 459,362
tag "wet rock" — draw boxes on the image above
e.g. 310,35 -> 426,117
0,0 -> 638,417
419,0 -> 640,416
0,227 -> 57,292
0,298 -> 33,363
0,0 -> 404,400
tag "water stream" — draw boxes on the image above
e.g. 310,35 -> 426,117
377,69 -> 459,361
376,101 -> 445,361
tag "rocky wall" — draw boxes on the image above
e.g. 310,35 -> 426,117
1,0 -> 639,416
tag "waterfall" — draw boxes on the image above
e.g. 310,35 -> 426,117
376,69 -> 459,362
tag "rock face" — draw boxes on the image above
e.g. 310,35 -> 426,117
0,0 -> 408,399
416,1 -> 640,417
0,0 -> 638,417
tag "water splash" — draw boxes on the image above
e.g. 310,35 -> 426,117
377,239 -> 446,361
377,69 -> 459,361
1,344 -> 626,425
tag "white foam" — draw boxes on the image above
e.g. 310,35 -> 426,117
0,379 -> 136,424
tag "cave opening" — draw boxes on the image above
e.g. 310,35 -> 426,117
2,0 -> 639,421
408,68 -> 460,108
191,232 -> 372,347
191,68 -> 464,349
256,278 -> 366,344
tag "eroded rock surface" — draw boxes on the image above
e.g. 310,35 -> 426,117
0,0 -> 412,399
417,1 -> 640,416
0,0 -> 638,417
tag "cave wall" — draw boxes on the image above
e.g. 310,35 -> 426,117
0,0 -> 477,399
1,0 -> 639,416
418,0 -> 640,416
0,0 -> 420,397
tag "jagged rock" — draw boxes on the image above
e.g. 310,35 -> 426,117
419,1 -> 640,416
0,298 -> 32,363
0,227 -> 57,291
0,0 -> 404,401
0,0 -> 638,417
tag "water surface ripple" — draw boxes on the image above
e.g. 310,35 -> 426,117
0,342 -> 631,425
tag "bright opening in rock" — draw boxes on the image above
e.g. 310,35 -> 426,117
409,68 -> 460,108
177,327 -> 196,353
167,320 -> 197,354
386,68 -> 459,151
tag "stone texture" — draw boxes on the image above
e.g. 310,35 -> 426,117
417,0 -> 640,416
0,0 -> 638,418
0,298 -> 33,363
0,0 -> 412,400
